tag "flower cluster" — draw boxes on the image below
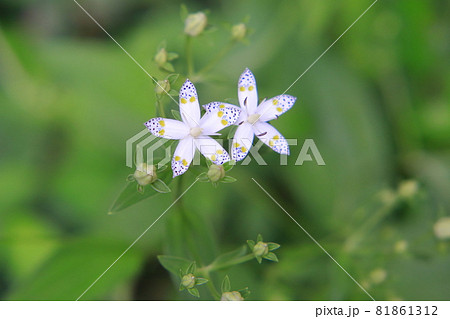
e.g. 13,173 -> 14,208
145,68 -> 297,177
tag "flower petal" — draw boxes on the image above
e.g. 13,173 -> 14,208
172,136 -> 195,177
231,122 -> 254,161
195,136 -> 230,164
145,117 -> 189,139
200,102 -> 241,134
179,79 -> 201,127
256,95 -> 296,122
237,68 -> 258,114
253,122 -> 289,155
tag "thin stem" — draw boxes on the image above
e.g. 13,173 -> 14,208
200,253 -> 255,273
202,271 -> 221,300
185,36 -> 194,76
156,98 -> 166,117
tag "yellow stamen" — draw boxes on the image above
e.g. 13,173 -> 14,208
276,107 -> 282,112
175,156 -> 181,161
217,111 -> 224,117
221,119 -> 228,125
248,85 -> 254,91
216,149 -> 223,154
240,146 -> 247,153
272,99 -> 278,105
273,135 -> 280,140
189,96 -> 196,102
211,154 -> 217,161
182,159 -> 188,166
269,140 -> 275,147
159,120 -> 165,127
181,98 -> 187,104
159,129 -> 165,135
239,86 -> 245,92
219,104 -> 225,108
233,143 -> 240,148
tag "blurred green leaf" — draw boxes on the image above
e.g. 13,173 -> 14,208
158,255 -> 193,277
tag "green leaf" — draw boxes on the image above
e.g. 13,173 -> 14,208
195,278 -> 208,286
221,275 -> 231,293
227,125 -> 238,139
108,181 -> 159,214
263,252 -> 279,262
210,245 -> 247,269
126,174 -> 135,182
150,179 -> 171,193
186,261 -> 196,274
157,255 -> 193,277
247,240 -> 255,251
187,287 -> 200,298
255,256 -> 262,264
171,109 -> 182,121
167,52 -> 179,61
162,62 -> 175,72
180,4 -> 189,20
166,73 -> 180,84
223,160 -> 235,171
238,287 -> 250,299
221,176 -> 237,183
256,234 -> 263,242
6,238 -> 143,300
169,89 -> 179,96
267,242 -> 281,251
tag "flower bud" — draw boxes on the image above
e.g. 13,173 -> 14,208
398,180 -> 418,199
434,217 -> 450,240
221,291 -> 244,301
231,23 -> 247,41
207,164 -> 225,182
155,80 -> 171,95
181,274 -> 196,289
253,241 -> 269,257
154,48 -> 168,66
184,12 -> 207,37
133,163 -> 157,186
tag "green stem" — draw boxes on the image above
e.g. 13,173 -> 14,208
156,98 -> 166,117
185,36 -> 194,76
202,271 -> 221,300
200,253 -> 255,273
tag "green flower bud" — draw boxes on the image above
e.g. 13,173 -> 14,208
181,274 -> 196,289
207,164 -> 225,182
398,180 -> 418,199
154,48 -> 168,66
221,291 -> 244,301
133,163 -> 157,186
155,80 -> 171,95
184,12 -> 207,37
253,241 -> 269,257
231,23 -> 247,41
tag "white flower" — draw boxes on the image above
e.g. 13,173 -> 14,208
203,68 -> 297,161
145,79 -> 241,177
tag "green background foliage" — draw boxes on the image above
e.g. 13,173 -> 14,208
0,0 -> 449,300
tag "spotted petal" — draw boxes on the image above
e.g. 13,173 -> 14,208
231,122 -> 254,162
145,117 -> 189,139
195,136 -> 230,165
172,136 -> 195,177
179,79 -> 201,127
237,68 -> 258,114
253,122 -> 289,155
200,103 -> 241,135
256,95 -> 296,122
